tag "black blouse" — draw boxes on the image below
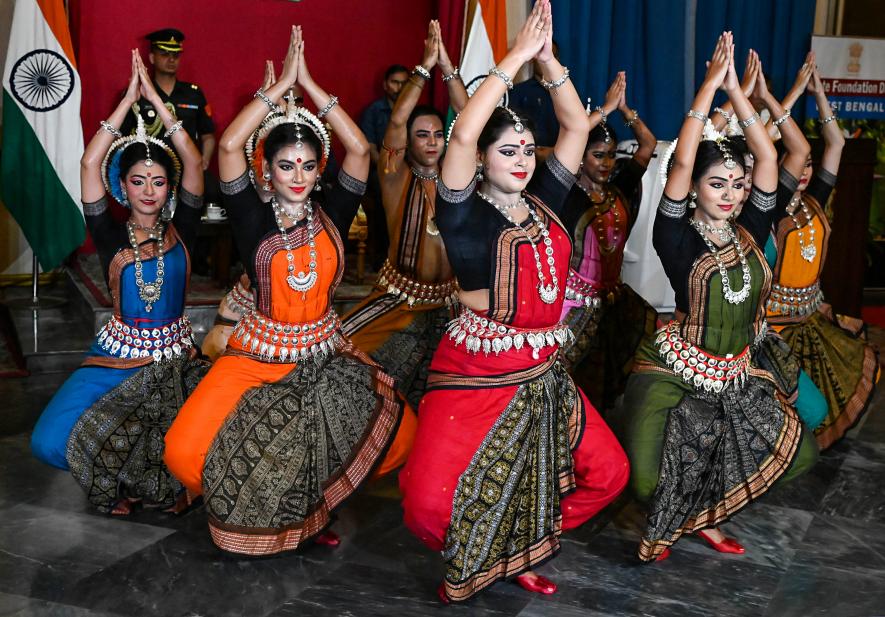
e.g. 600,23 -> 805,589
653,184 -> 782,314
219,168 -> 366,286
776,166 -> 836,211
435,154 -> 577,291
81,187 -> 203,285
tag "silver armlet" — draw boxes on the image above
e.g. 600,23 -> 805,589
100,120 -> 122,138
413,65 -> 432,80
686,110 -> 708,123
539,66 -> 570,90
317,95 -> 339,119
772,108 -> 792,127
738,113 -> 760,129
163,120 -> 183,138
442,67 -> 461,83
254,89 -> 281,113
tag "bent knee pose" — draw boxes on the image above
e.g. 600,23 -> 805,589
761,53 -> 878,449
400,1 -> 628,602
559,71 -> 658,412
164,27 -> 407,555
616,33 -> 818,562
31,50 -> 208,514
341,20 -> 468,410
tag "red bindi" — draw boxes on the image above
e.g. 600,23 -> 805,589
728,174 -> 733,179
296,158 -> 302,163
519,139 -> 525,145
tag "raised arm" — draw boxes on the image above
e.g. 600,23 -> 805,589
723,39 -> 777,193
135,53 -> 203,197
380,21 -> 438,179
535,2 -> 591,172
665,32 -> 731,200
218,26 -> 299,183
753,61 -> 810,181
807,65 -> 845,176
781,51 -> 815,113
435,20 -> 468,113
442,0 -> 549,189
296,27 -> 370,183
619,72 -> 656,167
710,49 -> 759,132
81,50 -> 140,203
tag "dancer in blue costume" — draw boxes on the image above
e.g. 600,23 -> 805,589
31,50 -> 208,514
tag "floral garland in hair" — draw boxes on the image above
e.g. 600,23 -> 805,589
245,92 -> 331,189
659,117 -> 744,186
100,113 -> 182,208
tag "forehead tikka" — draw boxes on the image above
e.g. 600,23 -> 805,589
504,107 -> 525,133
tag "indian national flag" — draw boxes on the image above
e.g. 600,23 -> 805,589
1,0 -> 84,271
460,0 -> 509,97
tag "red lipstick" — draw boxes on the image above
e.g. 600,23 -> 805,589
511,172 -> 528,179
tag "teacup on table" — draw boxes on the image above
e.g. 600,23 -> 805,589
205,204 -> 227,220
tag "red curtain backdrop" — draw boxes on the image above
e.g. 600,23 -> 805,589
70,0 -> 436,170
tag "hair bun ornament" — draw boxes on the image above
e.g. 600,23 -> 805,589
659,118 -> 740,186
245,90 -> 332,189
100,112 -> 182,208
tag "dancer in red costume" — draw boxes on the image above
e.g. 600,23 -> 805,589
400,1 -> 628,602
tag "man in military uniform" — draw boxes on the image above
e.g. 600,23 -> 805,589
122,28 -> 216,170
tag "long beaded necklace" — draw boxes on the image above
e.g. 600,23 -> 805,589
577,182 -> 622,254
411,166 -> 442,237
477,190 -> 559,304
270,196 -> 318,297
688,217 -> 751,304
126,220 -> 165,312
787,196 -> 817,263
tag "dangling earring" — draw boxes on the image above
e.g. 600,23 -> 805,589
162,192 -> 175,220
262,172 -> 272,192
689,190 -> 698,209
314,180 -> 322,192
475,164 -> 484,183
121,189 -> 130,208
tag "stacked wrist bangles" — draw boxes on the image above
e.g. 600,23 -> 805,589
413,65 -> 431,80
163,120 -> 183,138
625,109 -> 639,128
442,67 -> 461,82
738,112 -> 760,129
820,112 -> 837,124
255,89 -> 281,113
539,66 -> 570,90
772,108 -> 792,127
100,120 -> 122,138
488,67 -> 513,90
686,109 -> 708,123
317,95 -> 338,119
594,106 -> 608,124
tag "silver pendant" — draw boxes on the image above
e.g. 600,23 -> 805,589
287,270 -> 317,293
800,243 -> 817,263
538,282 -> 558,304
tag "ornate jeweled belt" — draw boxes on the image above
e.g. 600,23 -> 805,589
446,306 -> 573,359
377,259 -> 458,307
225,277 -> 255,316
767,281 -> 823,317
231,308 -> 342,363
654,321 -> 752,393
97,314 -> 194,362
564,269 -> 623,308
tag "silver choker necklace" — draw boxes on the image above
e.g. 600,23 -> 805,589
270,196 -> 318,297
688,218 -> 751,304
410,166 -> 439,181
477,190 -> 559,304
690,218 -> 735,243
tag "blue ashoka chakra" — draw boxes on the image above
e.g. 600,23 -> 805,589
9,49 -> 74,112
466,74 -> 509,108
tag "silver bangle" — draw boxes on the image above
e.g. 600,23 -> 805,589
539,66 -> 570,90
772,108 -> 792,127
738,113 -> 760,128
686,110 -> 708,123
441,67 -> 460,82
624,109 -> 639,128
488,67 -> 514,90
413,65 -> 431,80
317,95 -> 339,119
100,120 -> 122,138
713,107 -> 732,121
254,89 -> 281,113
163,120 -> 183,138
594,106 -> 608,124
820,114 -> 837,124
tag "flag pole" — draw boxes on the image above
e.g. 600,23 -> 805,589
6,250 -> 66,311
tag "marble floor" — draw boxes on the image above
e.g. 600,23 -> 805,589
1,284 -> 884,616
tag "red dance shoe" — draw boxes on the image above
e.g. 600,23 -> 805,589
697,530 -> 745,554
314,530 -> 341,547
515,573 -> 557,595
437,583 -> 451,605
655,547 -> 671,561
